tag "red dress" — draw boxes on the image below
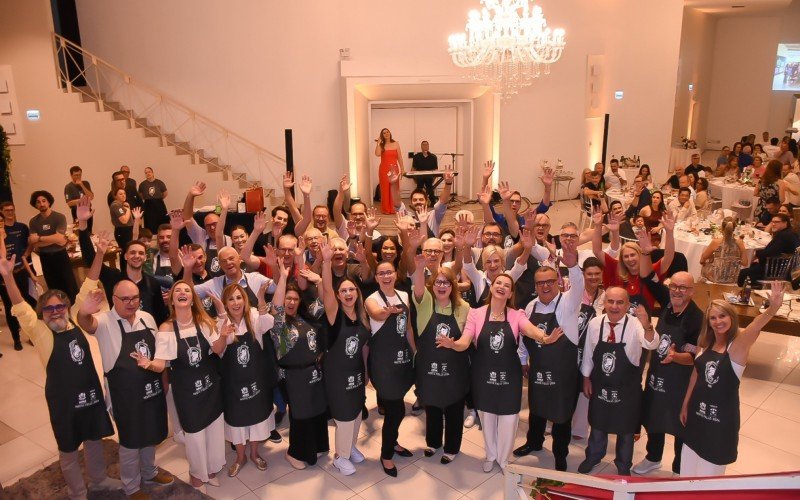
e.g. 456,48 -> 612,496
379,148 -> 399,215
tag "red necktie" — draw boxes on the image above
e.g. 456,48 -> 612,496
608,322 -> 617,343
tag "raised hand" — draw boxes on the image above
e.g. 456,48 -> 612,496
252,210 -> 268,235
766,280 -> 785,316
634,304 -> 651,329
414,252 -> 427,269
352,242 -> 367,263
219,317 -> 236,338
560,236 -> 578,267
76,195 -> 94,222
408,227 -> 424,250
394,212 -> 411,232
340,175 -> 351,192
299,268 -> 322,284
169,210 -> 185,230
189,181 -> 206,197
455,212 -> 471,229
218,189 -> 231,210
277,257 -> 290,279
443,165 -> 455,183
346,220 -> 358,238
94,231 -> 112,255
299,175 -> 313,196
283,171 -> 294,189
463,224 -> 478,247
319,240 -> 334,262
387,167 -> 401,184
661,210 -> 676,232
498,181 -> 512,201
591,207 -> 604,227
0,254 -> 16,276
271,219 -> 284,239
521,227 -> 534,249
416,206 -> 430,226
661,343 -> 677,364
257,281 -> 271,302
607,210 -> 622,233
179,244 -> 197,270
131,207 -> 143,220
209,294 -> 225,316
482,160 -> 495,181
477,185 -> 492,205
365,207 -> 380,233
80,288 -> 105,316
540,167 -> 554,187
454,225 -> 467,248
263,245 -> 278,269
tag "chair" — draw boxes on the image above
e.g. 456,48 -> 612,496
553,170 -> 575,202
762,253 -> 796,282
701,256 -> 742,285
578,192 -> 595,232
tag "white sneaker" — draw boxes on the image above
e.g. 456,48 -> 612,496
464,411 -> 477,429
88,477 -> 123,491
632,458 -> 662,475
334,456 -> 356,476
483,460 -> 494,473
350,447 -> 365,464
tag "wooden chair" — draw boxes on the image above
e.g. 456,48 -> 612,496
763,253 -> 797,283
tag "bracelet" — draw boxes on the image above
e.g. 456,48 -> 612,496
445,182 -> 453,186
641,251 -> 651,256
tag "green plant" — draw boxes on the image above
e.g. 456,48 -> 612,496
529,477 -> 566,499
0,125 -> 10,187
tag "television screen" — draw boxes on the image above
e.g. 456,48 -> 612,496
773,43 -> 800,91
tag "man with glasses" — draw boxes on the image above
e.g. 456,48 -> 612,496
738,213 -> 800,285
78,280 -> 173,499
0,201 -> 37,351
64,165 -> 94,231
479,161 -> 553,237
634,271 -> 703,476
513,235 -> 583,471
0,254 -> 123,498
191,246 -> 276,307
333,177 -> 383,243
106,169 -> 142,209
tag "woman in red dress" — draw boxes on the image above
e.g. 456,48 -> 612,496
375,128 -> 403,215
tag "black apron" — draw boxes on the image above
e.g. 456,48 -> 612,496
143,197 -> 168,234
414,304 -> 469,408
277,318 -> 327,420
220,329 -> 271,427
576,290 -> 600,370
154,253 -> 174,279
368,290 -> 414,400
205,238 -> 224,277
45,324 -> 114,452
642,307 -> 694,436
462,279 -> 490,309
105,319 -> 168,449
524,295 -> 579,424
471,307 -> 522,415
323,311 -> 369,421
683,348 -> 740,465
587,316 -> 641,435
169,322 -> 224,433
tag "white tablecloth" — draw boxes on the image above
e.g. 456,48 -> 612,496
707,178 -> 756,216
605,188 -> 634,209
669,147 -> 701,172
673,222 -> 770,277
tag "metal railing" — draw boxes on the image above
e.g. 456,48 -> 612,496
504,463 -> 800,499
51,33 -> 284,191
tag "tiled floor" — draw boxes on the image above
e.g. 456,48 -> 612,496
1,199 -> 800,499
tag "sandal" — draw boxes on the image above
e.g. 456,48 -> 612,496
228,460 -> 245,477
252,456 -> 268,471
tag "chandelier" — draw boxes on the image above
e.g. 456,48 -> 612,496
448,0 -> 566,100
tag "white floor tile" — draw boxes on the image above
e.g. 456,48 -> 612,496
0,435 -> 55,484
732,435 -> 800,474
359,464 -> 461,500
251,468 -> 355,500
760,388 -> 800,423
778,364 -> 800,395
737,377 -> 779,408
740,409 -> 800,456
24,423 -> 58,454
204,473 -> 251,500
463,469 -> 505,500
414,438 -> 495,494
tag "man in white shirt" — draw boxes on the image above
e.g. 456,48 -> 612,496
578,287 -> 658,476
191,247 -> 276,302
182,182 -> 232,276
77,281 -> 174,498
782,163 -> 800,206
763,137 -> 780,159
604,159 -> 627,191
667,187 -> 697,222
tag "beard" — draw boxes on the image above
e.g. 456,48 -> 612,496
46,318 -> 69,332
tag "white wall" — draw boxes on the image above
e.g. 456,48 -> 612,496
0,0 -> 243,229
74,0 -> 683,200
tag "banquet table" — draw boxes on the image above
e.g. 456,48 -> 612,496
669,146 -> 701,172
672,220 -> 770,277
693,282 -> 800,337
605,188 -> 634,209
707,178 -> 756,213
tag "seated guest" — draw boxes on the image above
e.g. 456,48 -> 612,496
593,162 -> 607,192
411,140 -> 438,203
749,155 -> 765,180
581,169 -> 604,211
781,163 -> 800,208
694,178 -> 710,211
763,137 -> 780,159
739,143 -> 754,169
667,187 -> 697,223
639,191 -> 667,234
700,217 -> 747,283
684,153 -> 704,178
626,176 -> 652,218
737,213 -> 800,285
716,146 -> 731,171
679,174 -> 696,200
661,165 -> 684,191
638,164 -> 654,188
604,159 -> 627,191
756,197 -> 782,229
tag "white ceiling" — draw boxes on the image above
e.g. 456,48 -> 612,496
685,0 -> 792,16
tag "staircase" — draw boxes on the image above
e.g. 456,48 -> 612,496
51,33 -> 284,194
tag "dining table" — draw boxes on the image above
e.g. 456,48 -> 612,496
707,178 -> 756,215
672,219 -> 770,277
605,188 -> 634,210
669,146 -> 701,172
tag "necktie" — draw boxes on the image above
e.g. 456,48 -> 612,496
608,322 -> 617,343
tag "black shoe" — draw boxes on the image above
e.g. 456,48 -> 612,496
411,401 -> 422,416
13,340 -> 22,351
512,443 -> 542,457
394,446 -> 413,458
378,404 -> 385,416
423,448 -> 437,457
555,457 -> 568,471
361,405 -> 369,420
440,454 -> 455,465
577,459 -> 600,474
381,459 -> 398,477
275,411 -> 285,425
230,442 -> 236,451
268,430 -> 282,443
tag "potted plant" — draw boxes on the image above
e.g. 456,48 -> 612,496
0,125 -> 13,203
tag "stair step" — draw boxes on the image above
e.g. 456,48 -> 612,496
173,142 -> 191,155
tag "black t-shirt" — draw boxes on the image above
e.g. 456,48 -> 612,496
3,221 -> 30,270
138,179 -> 168,201
666,175 -> 680,190
412,152 -> 438,171
64,181 -> 92,218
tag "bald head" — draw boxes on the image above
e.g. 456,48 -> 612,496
604,286 -> 630,321
218,246 -> 242,278
112,280 -> 140,319
668,272 -> 695,311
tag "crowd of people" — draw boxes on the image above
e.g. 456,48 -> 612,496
0,132 -> 797,498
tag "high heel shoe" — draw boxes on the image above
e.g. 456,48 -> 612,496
381,458 -> 398,477
393,446 -> 413,458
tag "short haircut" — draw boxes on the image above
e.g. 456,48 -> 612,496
138,228 -> 153,240
678,187 -> 691,196
188,243 -> 204,253
561,222 -> 578,231
0,201 -> 14,210
773,213 -> 791,224
111,170 -> 124,180
157,224 -> 172,233
69,165 -> 82,175
271,205 -> 290,218
771,137 -> 779,146
124,240 -> 147,253
349,200 -> 366,212
610,159 -> 619,165
411,188 -> 427,199
765,196 -> 781,205
582,256 -> 604,271
29,190 -> 54,208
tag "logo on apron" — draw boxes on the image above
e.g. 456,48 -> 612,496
69,339 -> 84,364
428,362 -> 449,376
202,296 -> 213,310
346,373 -> 363,390
396,312 -> 407,335
601,352 -> 616,374
598,388 -> 620,403
648,374 -> 665,392
436,323 -> 451,339
210,257 -> 220,273
75,389 -> 98,409
236,344 -> 250,366
134,340 -> 151,359
240,382 -> 260,400
344,336 -> 359,356
657,335 -> 671,356
148,186 -> 156,196
187,346 -> 202,366
704,361 -> 719,387
395,350 -> 407,364
144,380 -> 162,399
489,330 -> 504,352
193,378 -> 211,395
487,370 -> 507,385
310,368 -> 322,383
577,312 -> 588,331
535,371 -> 555,386
696,401 -> 720,422
307,330 -> 317,351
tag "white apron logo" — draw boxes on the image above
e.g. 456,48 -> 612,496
134,340 -> 151,359
144,380 -> 162,399
236,344 -> 250,366
489,330 -> 504,352
240,382 -> 260,401
148,186 -> 156,196
598,388 -> 621,403
202,296 -> 213,310
657,335 -> 671,356
75,389 -> 99,409
307,330 -> 317,352
210,256 -> 220,273
395,350 -> 407,364
601,352 -> 616,374
436,323 -> 451,339
69,339 -> 84,364
534,371 -> 555,386
704,361 -> 719,386
187,346 -> 202,366
42,224 -> 51,231
193,376 -> 212,396
310,368 -> 322,383
344,336 -> 359,356
396,312 -> 407,335
648,374 -> 665,392
577,311 -> 589,332
347,372 -> 363,390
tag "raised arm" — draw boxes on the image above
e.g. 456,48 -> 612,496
729,280 -> 783,365
270,259 -> 291,311
498,181 -> 520,238
87,232 -> 112,282
168,210 -> 186,275
131,207 -> 143,241
480,160 -> 494,190
182,182 -> 206,228
77,289 -> 104,334
591,208 -> 605,260
0,254 -> 24,304
402,227 -> 424,275
411,253 -> 428,303
294,175 -> 315,237
659,211 -> 676,272
319,242 -> 338,325
333,176 -> 350,231
539,166 -> 553,208
438,166 -> 455,206
240,211 -> 267,270
477,184 -> 494,226
215,190 -> 231,250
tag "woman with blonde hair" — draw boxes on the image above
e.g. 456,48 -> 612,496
680,281 -> 784,476
134,280 -> 226,491
461,226 -> 533,307
700,217 -> 746,283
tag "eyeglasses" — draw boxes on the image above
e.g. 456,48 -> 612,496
668,284 -> 693,293
422,249 -> 443,255
42,303 -> 67,313
114,295 -> 141,304
376,270 -> 394,277
559,233 -> 579,240
434,279 -> 452,287
510,199 -> 522,205
535,279 -> 558,287
483,231 -> 502,238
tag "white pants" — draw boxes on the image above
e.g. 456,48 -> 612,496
478,411 -> 519,469
60,440 -> 107,500
224,412 -> 276,445
185,414 -> 226,482
334,415 -> 362,459
166,386 -> 183,436
680,444 -> 727,477
571,393 -> 590,439
119,445 -> 157,495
